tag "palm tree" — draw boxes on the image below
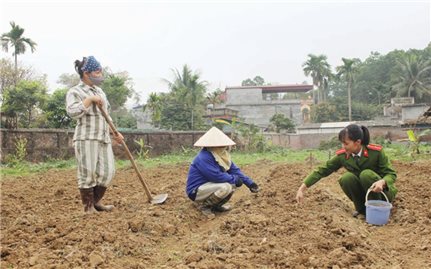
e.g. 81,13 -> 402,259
144,92 -> 162,127
302,54 -> 331,104
164,65 -> 207,130
206,88 -> 224,107
392,54 -> 431,100
336,58 -> 361,121
321,68 -> 333,102
1,21 -> 37,72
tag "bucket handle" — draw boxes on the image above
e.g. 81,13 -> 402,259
366,188 -> 389,203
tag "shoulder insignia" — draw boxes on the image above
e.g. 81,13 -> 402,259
336,148 -> 346,155
367,144 -> 383,151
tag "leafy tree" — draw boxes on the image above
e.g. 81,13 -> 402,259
206,88 -> 224,106
1,21 -> 37,72
319,136 -> 340,150
100,71 -> 139,128
231,122 -> 268,152
43,88 -> 74,128
160,96 -> 193,130
352,52 -> 395,105
302,54 -> 332,104
0,58 -> 34,99
143,92 -> 163,127
336,58 -> 361,121
102,72 -> 135,111
320,67 -> 333,102
112,107 -> 137,129
163,65 -> 207,130
269,113 -> 296,133
1,80 -> 47,128
391,53 -> 431,100
241,75 -> 266,86
310,103 -> 339,122
57,73 -> 80,88
350,102 -> 381,121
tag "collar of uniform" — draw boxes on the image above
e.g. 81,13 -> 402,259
352,146 -> 369,158
351,147 -> 363,158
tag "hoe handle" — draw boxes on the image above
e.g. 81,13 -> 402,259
98,105 -> 154,202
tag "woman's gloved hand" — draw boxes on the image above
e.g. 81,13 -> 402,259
234,176 -> 243,187
248,183 -> 260,193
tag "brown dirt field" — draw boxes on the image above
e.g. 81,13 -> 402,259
1,160 -> 430,269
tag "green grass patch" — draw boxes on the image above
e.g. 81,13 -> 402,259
1,143 -> 430,178
1,159 -> 77,177
231,148 -> 331,166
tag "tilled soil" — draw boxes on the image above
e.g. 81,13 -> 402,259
1,160 -> 430,269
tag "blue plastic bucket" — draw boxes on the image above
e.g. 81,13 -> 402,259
365,189 -> 392,225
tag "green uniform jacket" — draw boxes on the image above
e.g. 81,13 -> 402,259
304,144 -> 398,197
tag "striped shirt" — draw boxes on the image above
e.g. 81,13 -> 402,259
66,81 -> 111,143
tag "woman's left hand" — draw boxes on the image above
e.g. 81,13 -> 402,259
370,179 -> 386,193
113,132 -> 124,144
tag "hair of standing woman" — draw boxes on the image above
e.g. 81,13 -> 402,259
338,124 -> 370,145
74,57 -> 86,78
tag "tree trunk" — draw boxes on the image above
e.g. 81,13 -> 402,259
191,109 -> 194,131
28,108 -> 32,128
407,80 -> 415,98
14,53 -> 18,73
348,79 -> 352,121
312,87 -> 316,104
14,53 -> 18,86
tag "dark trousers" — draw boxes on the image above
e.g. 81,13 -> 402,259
338,169 -> 394,214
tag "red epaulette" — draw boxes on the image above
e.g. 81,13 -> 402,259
336,148 -> 346,155
367,144 -> 383,151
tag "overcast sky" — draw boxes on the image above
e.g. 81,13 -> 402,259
1,0 -> 430,106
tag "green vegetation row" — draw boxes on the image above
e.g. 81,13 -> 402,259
2,143 -> 430,178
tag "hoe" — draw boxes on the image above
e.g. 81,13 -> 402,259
99,106 -> 168,205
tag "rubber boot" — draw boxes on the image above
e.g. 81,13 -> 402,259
197,204 -> 216,218
93,186 -> 114,212
212,192 -> 234,212
79,188 -> 97,214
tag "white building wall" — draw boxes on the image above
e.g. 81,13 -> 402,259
226,88 -> 263,105
401,105 -> 429,121
225,87 -> 303,127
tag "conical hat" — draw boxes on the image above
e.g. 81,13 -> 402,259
194,127 -> 236,147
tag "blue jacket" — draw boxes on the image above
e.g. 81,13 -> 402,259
186,149 -> 254,201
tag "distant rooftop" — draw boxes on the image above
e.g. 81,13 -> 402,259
225,84 -> 313,93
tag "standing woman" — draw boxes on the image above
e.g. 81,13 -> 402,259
296,124 -> 398,217
66,56 -> 123,213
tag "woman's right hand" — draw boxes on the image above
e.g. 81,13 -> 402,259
296,183 -> 307,204
83,95 -> 103,108
91,96 -> 103,107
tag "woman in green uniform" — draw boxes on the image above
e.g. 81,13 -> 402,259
296,124 -> 397,217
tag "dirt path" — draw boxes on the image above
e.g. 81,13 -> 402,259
1,161 -> 430,268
